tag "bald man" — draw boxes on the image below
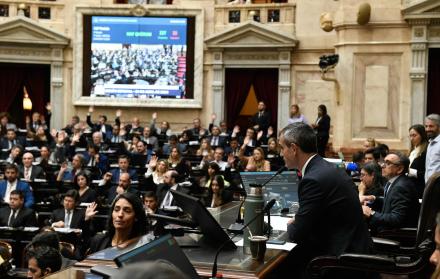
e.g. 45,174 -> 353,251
19,152 -> 45,181
107,172 -> 139,204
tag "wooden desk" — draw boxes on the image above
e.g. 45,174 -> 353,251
45,201 -> 289,278
45,247 -> 286,279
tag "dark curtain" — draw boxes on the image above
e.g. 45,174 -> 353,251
0,67 -> 23,112
0,63 -> 50,127
225,69 -> 254,129
428,48 -> 440,114
252,69 -> 278,131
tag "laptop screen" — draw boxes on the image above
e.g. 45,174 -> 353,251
240,171 -> 299,214
114,234 -> 200,279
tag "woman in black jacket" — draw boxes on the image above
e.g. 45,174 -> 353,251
408,124 -> 428,198
311,104 -> 330,157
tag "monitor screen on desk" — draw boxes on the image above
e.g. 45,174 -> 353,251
240,171 -> 299,214
114,234 -> 200,279
170,190 -> 237,250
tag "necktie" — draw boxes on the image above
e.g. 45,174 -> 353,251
162,191 -> 172,208
25,168 -> 30,180
8,209 -> 17,227
65,211 -> 71,228
384,182 -> 391,197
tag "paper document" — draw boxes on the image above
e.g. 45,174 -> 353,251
234,239 -> 296,251
264,216 -> 291,231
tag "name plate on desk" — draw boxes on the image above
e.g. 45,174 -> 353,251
54,228 -> 82,234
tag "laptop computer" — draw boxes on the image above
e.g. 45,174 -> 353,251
114,234 -> 200,279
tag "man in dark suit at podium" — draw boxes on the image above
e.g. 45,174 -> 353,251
275,123 -> 372,278
0,190 -> 37,227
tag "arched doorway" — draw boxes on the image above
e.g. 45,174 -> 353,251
0,63 -> 51,127
224,68 -> 278,132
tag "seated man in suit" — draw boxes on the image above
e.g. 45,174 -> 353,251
207,125 -> 227,149
142,126 -> 159,153
86,106 -> 112,141
83,144 -> 108,175
5,144 -> 23,164
107,172 -> 138,204
50,190 -> 86,229
362,152 -> 420,233
0,164 -> 34,208
56,154 -> 86,182
156,170 -> 188,209
100,155 -> 138,185
1,128 -> 25,151
143,191 -> 166,234
273,123 -> 371,277
19,152 -> 46,181
0,190 -> 37,227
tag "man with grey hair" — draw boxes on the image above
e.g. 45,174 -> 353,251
425,114 -> 440,183
362,152 -> 419,233
274,122 -> 371,277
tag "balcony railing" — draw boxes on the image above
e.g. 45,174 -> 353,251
214,3 -> 295,33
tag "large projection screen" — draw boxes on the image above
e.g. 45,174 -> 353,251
74,7 -> 203,108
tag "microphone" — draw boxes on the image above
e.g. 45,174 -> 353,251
228,166 -> 288,234
212,199 -> 276,278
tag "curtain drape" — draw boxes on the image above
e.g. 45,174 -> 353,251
252,68 -> 278,131
428,49 -> 440,115
225,69 -> 255,129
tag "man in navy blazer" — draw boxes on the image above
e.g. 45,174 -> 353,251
275,123 -> 371,277
0,164 -> 34,208
100,155 -> 138,185
362,152 -> 419,233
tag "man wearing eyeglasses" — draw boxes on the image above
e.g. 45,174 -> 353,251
362,152 -> 419,233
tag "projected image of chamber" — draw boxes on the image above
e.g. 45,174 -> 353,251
90,16 -> 188,99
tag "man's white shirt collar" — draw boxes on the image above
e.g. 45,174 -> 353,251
301,154 -> 318,176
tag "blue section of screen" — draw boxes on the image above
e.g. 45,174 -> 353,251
91,16 -> 187,45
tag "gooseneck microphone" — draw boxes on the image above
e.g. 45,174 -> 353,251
211,198 -> 276,278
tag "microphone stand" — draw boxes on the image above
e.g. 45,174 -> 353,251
211,199 -> 276,278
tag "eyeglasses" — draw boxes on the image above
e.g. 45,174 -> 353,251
381,160 -> 400,167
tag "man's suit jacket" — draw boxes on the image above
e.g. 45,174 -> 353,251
143,136 -> 159,153
369,174 -> 419,232
108,168 -> 138,184
0,137 -> 26,150
251,111 -> 271,132
18,165 -> 46,180
287,156 -> 371,269
107,185 -> 139,204
83,152 -> 108,174
206,135 -> 228,148
0,180 -> 34,208
50,208 -> 86,229
86,115 -> 113,140
0,207 -> 38,227
155,184 -> 188,207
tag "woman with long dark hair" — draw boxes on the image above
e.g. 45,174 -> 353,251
88,192 -> 147,254
203,175 -> 233,208
311,104 -> 330,157
73,171 -> 97,204
408,124 -> 428,197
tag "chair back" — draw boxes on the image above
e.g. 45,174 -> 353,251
416,172 -> 440,245
59,241 -> 75,259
